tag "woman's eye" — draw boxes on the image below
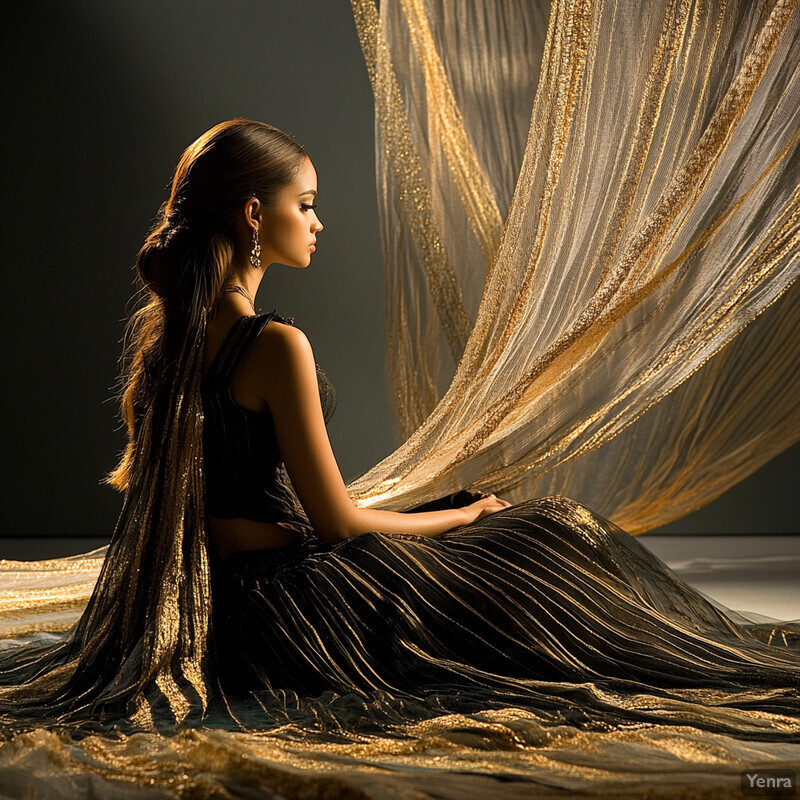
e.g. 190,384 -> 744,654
300,203 -> 318,212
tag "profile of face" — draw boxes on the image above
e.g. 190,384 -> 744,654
259,157 -> 323,269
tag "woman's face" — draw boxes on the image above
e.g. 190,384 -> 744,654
259,157 -> 323,269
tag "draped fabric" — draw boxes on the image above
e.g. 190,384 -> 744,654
348,0 -> 800,533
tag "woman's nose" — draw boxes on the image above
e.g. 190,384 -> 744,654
313,217 -> 323,232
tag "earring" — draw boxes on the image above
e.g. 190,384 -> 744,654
249,227 -> 261,268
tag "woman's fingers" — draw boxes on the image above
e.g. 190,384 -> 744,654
488,493 -> 512,508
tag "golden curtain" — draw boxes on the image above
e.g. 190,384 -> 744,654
347,0 -> 800,533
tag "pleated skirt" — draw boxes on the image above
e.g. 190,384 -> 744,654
209,496 -> 800,717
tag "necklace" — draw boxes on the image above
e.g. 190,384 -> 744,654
221,284 -> 255,311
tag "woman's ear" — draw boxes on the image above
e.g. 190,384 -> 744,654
243,196 -> 262,230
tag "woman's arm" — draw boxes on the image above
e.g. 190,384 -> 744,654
252,321 -> 509,543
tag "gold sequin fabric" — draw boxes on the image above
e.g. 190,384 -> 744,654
1,0 -> 800,794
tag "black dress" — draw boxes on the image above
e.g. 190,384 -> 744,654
203,312 -> 800,740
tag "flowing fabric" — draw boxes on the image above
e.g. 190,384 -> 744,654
348,0 -> 800,532
2,313 -> 800,797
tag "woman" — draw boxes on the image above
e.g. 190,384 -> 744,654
1,118 -> 798,741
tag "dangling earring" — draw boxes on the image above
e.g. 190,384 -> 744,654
249,227 -> 261,268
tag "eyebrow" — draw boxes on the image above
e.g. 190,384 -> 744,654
298,189 -> 317,197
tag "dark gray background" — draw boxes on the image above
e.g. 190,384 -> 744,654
1,1 -> 797,556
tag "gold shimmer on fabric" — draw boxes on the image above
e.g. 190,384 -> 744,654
3,498 -> 800,796
351,0 -> 472,418
2,496 -> 800,795
400,0 -> 505,264
347,0 -> 800,533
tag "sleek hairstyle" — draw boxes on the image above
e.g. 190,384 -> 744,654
107,118 -> 308,490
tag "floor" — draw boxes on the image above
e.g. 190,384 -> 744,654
641,534 -> 800,621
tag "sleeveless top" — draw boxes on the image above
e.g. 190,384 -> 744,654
200,310 -> 337,530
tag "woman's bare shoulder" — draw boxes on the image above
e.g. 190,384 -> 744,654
251,316 -> 315,383
257,314 -> 311,350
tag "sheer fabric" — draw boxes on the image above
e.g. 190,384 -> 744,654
349,0 -> 800,532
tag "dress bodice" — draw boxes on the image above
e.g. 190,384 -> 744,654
200,311 -> 336,528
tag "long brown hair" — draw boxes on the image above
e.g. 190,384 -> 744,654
84,118 -> 309,727
106,118 -> 308,491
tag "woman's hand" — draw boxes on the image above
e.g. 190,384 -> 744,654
460,493 -> 512,525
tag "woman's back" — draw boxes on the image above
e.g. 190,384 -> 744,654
201,310 -> 337,560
